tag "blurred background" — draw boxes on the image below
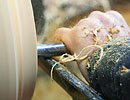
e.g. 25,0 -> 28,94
31,0 -> 130,100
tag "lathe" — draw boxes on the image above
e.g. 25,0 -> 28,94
0,0 -> 130,100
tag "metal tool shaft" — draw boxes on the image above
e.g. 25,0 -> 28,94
38,58 -> 103,100
37,43 -> 70,57
38,43 -> 103,99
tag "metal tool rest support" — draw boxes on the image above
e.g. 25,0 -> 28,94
38,44 -> 103,100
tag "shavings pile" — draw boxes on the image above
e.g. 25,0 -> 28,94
51,24 -> 129,80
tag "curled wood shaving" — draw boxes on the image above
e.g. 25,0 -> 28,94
51,44 -> 103,80
120,65 -> 130,75
107,34 -> 112,42
51,25 -> 122,80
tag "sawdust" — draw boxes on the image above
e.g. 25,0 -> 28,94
120,65 -> 130,75
51,44 -> 103,80
51,25 -> 122,81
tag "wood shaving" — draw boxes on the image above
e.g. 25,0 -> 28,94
128,32 -> 130,36
120,65 -> 130,75
77,82 -> 81,85
51,25 -> 123,81
82,27 -> 86,31
51,44 -> 104,80
121,24 -> 124,28
107,34 -> 112,42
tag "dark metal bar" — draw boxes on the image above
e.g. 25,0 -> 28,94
38,57 -> 104,100
37,43 -> 70,57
